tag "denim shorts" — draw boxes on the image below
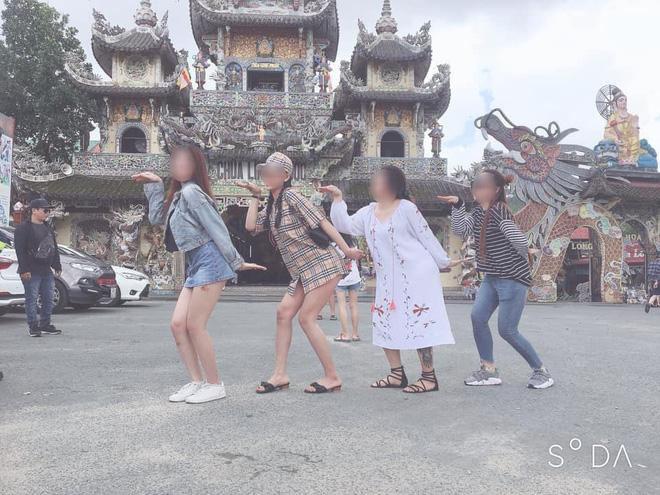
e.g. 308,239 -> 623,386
184,241 -> 235,288
337,282 -> 360,292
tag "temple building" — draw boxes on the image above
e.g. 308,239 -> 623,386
12,0 -> 470,292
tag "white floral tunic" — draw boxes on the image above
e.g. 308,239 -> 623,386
331,199 -> 455,350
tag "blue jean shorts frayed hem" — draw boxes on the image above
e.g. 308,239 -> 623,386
184,241 -> 236,289
337,282 -> 360,292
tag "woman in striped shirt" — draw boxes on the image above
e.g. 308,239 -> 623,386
439,169 -> 554,390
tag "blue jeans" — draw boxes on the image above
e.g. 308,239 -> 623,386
470,275 -> 543,369
23,273 -> 54,328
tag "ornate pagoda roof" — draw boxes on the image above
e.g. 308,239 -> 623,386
189,0 -> 339,61
350,0 -> 433,85
581,169 -> 660,203
335,61 -> 451,122
91,1 -> 178,78
64,51 -> 182,98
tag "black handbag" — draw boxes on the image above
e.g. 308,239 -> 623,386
308,227 -> 331,249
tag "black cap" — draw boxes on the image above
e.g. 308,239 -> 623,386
29,198 -> 51,210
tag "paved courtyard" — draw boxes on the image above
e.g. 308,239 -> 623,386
1,300 -> 658,494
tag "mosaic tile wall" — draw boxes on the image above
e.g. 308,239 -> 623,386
229,27 -> 302,59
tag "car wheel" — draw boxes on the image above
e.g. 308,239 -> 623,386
97,287 -> 122,307
37,280 -> 68,313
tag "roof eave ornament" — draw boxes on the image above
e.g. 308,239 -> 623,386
134,0 -> 158,29
375,0 -> 398,35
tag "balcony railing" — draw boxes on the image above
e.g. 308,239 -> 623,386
191,90 -> 334,113
73,153 -> 169,176
351,157 -> 447,179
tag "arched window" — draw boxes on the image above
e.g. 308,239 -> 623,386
380,130 -> 405,158
120,127 -> 147,154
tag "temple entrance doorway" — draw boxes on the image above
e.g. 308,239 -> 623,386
380,130 -> 405,157
222,205 -> 290,285
560,227 -> 602,302
248,69 -> 284,92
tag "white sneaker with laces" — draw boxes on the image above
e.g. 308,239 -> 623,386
185,382 -> 227,404
168,382 -> 203,403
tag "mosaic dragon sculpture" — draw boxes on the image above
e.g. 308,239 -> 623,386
474,109 -> 624,303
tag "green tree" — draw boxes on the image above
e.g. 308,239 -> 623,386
0,0 -> 96,163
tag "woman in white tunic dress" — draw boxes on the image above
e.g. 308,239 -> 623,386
322,166 -> 457,393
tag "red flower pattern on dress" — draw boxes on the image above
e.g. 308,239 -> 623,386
413,304 -> 430,317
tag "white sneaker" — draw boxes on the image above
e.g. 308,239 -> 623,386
168,382 -> 203,402
185,382 -> 227,404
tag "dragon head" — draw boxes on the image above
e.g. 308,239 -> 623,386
474,109 -> 594,210
474,109 -> 580,183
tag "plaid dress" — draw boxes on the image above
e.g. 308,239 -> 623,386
256,189 -> 347,295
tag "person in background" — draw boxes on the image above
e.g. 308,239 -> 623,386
645,280 -> 660,313
334,234 -> 362,342
440,169 -> 554,390
14,198 -> 63,338
317,294 -> 337,321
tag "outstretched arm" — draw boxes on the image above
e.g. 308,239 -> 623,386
319,185 -> 368,237
132,172 -> 166,226
439,196 -> 475,237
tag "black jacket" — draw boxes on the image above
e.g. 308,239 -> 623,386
14,221 -> 62,275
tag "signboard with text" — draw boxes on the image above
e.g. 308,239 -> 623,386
0,113 -> 15,227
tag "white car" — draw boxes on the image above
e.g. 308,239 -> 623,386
0,246 -> 25,316
56,245 -> 150,307
104,265 -> 150,307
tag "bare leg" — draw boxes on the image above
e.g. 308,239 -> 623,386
328,293 -> 336,318
348,289 -> 360,338
256,284 -> 305,392
185,282 -> 226,384
371,348 -> 405,388
170,288 -> 203,382
335,289 -> 349,339
297,277 -> 342,391
403,347 -> 438,393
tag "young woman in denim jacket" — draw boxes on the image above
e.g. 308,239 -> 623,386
133,145 -> 265,404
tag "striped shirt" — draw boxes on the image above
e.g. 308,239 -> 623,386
451,200 -> 532,286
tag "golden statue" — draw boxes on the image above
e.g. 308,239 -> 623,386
604,89 -> 640,165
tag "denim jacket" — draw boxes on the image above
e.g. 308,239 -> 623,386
144,181 -> 244,271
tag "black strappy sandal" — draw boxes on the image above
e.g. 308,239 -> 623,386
256,381 -> 290,394
402,370 -> 439,394
304,382 -> 342,394
371,366 -> 409,389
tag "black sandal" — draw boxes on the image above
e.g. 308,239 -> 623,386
402,370 -> 439,393
371,366 -> 408,389
256,381 -> 290,394
304,382 -> 342,394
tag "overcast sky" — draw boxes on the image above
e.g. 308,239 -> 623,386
27,0 -> 660,170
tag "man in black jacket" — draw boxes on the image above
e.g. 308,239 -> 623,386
14,198 -> 62,337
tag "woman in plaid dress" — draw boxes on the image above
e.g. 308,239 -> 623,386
238,152 -> 363,394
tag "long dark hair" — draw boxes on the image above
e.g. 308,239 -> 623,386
478,169 -> 513,260
379,165 -> 410,200
264,178 -> 293,232
164,144 -> 214,211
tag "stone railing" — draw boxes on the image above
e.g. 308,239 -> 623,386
351,157 -> 447,179
73,153 -> 170,176
191,90 -> 334,114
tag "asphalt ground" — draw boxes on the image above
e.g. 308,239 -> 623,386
1,301 -> 658,494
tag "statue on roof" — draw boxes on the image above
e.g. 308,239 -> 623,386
603,88 -> 641,166
428,121 -> 444,157
193,51 -> 211,89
